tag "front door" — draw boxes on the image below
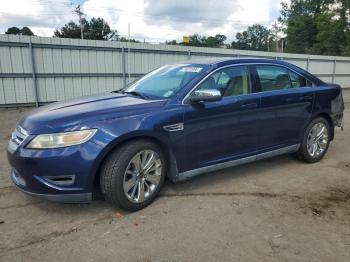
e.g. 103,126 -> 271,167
183,65 -> 260,171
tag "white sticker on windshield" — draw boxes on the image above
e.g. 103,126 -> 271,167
180,67 -> 203,73
163,90 -> 174,97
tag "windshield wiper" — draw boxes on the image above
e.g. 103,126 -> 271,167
122,91 -> 149,99
111,90 -> 123,94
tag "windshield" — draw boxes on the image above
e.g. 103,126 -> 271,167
122,64 -> 207,99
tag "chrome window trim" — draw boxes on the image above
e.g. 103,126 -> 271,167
254,63 -> 315,93
182,62 -> 315,105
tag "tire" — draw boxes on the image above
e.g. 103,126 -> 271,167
100,140 -> 166,211
296,117 -> 331,163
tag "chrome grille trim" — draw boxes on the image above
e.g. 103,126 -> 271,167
8,125 -> 29,152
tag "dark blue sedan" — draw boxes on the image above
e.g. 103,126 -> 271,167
7,58 -> 344,211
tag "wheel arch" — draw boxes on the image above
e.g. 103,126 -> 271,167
91,133 -> 179,195
313,112 -> 334,141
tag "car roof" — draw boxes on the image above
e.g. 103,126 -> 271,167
184,57 -> 286,66
177,57 -> 323,85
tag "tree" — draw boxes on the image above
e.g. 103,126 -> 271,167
6,27 -> 21,35
54,17 -> 118,40
231,24 -> 271,51
280,1 -> 317,53
205,34 -> 227,47
165,34 -> 227,47
6,26 -> 34,35
84,18 -> 118,40
279,0 -> 349,55
187,34 -> 207,47
118,37 -> 140,43
165,40 -> 178,45
20,27 -> 34,36
336,0 -> 350,55
54,20 -> 85,38
310,12 -> 346,55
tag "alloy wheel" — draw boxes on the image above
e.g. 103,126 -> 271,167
123,150 -> 162,203
306,122 -> 329,158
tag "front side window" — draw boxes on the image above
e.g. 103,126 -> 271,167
196,65 -> 250,97
124,64 -> 208,99
256,65 -> 292,91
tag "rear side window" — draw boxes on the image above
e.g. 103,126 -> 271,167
289,70 -> 314,87
289,70 -> 307,87
256,65 -> 292,91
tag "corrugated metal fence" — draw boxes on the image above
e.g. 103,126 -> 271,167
0,34 -> 350,106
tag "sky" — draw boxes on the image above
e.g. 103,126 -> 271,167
0,0 -> 289,43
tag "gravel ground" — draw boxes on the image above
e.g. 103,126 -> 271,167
0,90 -> 350,262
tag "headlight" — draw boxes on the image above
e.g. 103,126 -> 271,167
27,129 -> 97,149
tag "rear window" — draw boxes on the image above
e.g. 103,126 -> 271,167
256,65 -> 292,91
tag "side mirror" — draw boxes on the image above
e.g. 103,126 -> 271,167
190,89 -> 222,103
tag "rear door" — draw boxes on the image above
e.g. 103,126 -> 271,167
253,64 -> 315,151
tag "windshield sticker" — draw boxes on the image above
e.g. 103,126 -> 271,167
163,90 -> 174,97
180,67 -> 203,73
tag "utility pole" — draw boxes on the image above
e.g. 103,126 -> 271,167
75,5 -> 84,39
281,38 -> 284,53
272,21 -> 279,52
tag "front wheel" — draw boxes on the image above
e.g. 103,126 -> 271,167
296,117 -> 331,163
100,140 -> 166,211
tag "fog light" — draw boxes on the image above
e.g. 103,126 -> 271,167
43,175 -> 75,186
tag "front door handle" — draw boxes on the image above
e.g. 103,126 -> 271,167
240,102 -> 258,109
299,95 -> 312,101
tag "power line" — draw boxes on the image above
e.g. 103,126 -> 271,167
0,2 -> 274,26
81,5 -> 274,26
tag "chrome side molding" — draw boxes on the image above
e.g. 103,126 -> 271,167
163,123 -> 184,132
177,144 -> 300,181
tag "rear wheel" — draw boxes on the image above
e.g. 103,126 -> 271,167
297,117 -> 330,163
100,140 -> 166,211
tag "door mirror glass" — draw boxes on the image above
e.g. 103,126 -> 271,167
190,89 -> 222,103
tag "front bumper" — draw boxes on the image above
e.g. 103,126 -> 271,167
7,138 -> 104,203
11,169 -> 92,203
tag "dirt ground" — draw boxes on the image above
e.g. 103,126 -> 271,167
0,91 -> 350,262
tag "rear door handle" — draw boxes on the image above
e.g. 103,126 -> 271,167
286,95 -> 312,102
286,97 -> 298,102
240,102 -> 258,109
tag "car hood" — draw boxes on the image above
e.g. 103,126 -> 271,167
19,93 -> 167,134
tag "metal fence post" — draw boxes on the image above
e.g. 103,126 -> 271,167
29,41 -> 39,107
122,47 -> 126,88
306,57 -> 310,71
332,59 -> 337,84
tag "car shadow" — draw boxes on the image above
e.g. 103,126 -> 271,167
161,154 -> 301,194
